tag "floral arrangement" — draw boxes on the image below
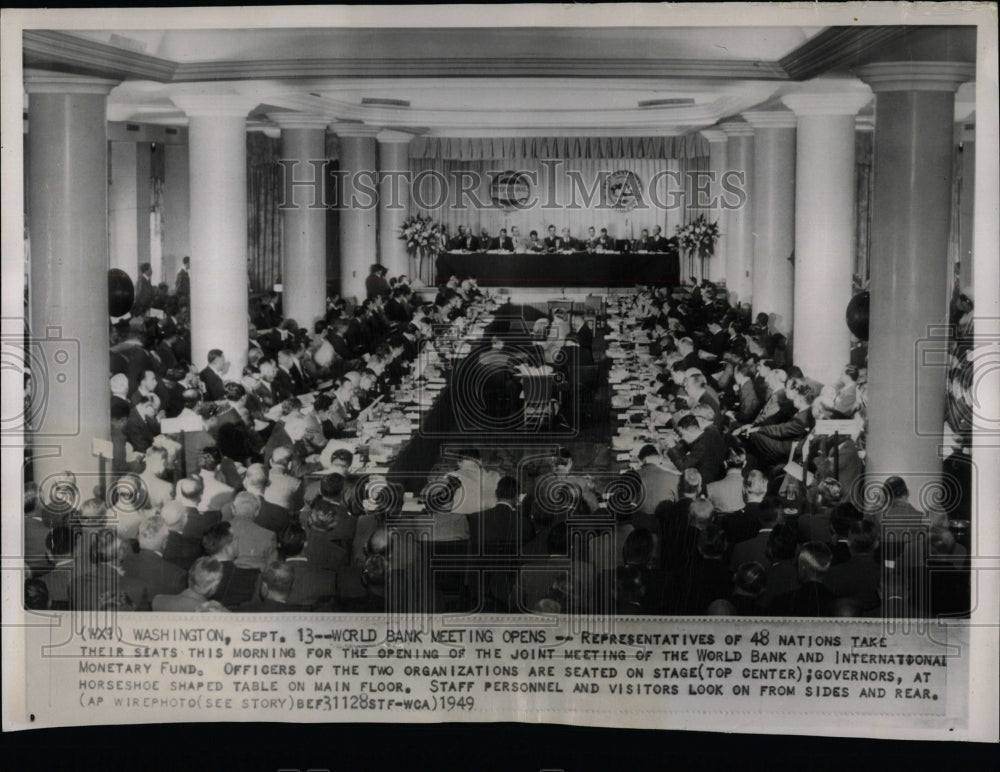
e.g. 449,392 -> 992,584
675,214 -> 720,260
399,214 -> 447,255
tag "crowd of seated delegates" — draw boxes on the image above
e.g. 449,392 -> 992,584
22,260 -> 486,611
24,268 -> 968,617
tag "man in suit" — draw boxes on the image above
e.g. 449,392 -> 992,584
121,515 -> 187,602
264,445 -> 304,514
138,446 -> 174,511
259,357 -> 294,405
719,469 -> 768,545
526,230 -> 545,252
543,224 -> 561,251
278,524 -> 337,608
176,475 -> 222,542
71,530 -> 152,611
729,496 -> 782,571
124,396 -> 160,454
174,256 -> 190,307
364,263 -> 391,299
470,476 -> 532,555
489,228 -> 515,251
202,521 -> 260,610
40,525 -> 74,609
240,560 -> 308,612
447,225 -> 479,252
823,519 -> 880,613
274,348 -> 307,396
229,492 -> 278,570
633,228 -> 653,252
651,225 -> 671,252
160,500 -> 202,571
567,310 -> 594,358
559,227 -> 578,250
152,556 -> 225,612
665,414 -> 726,484
730,361 -> 762,425
744,380 -> 816,469
132,262 -> 154,317
769,542 -> 839,617
684,371 -> 723,430
199,349 -> 229,402
707,446 -> 747,515
237,463 -> 293,534
595,227 -> 615,250
583,226 -> 598,250
634,444 -> 681,515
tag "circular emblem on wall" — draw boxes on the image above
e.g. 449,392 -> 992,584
490,171 -> 532,209
605,169 -> 643,212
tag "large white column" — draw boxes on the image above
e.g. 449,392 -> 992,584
782,90 -> 873,387
856,62 -> 975,483
719,121 -> 755,307
172,95 -> 257,379
699,129 -> 729,285
743,110 -> 796,336
25,72 -> 118,482
271,114 -> 330,329
377,130 -> 414,279
109,141 -> 139,276
335,124 -> 379,302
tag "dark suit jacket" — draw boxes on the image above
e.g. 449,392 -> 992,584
199,366 -> 226,401
770,580 -> 839,617
132,275 -> 153,316
734,379 -> 762,424
271,369 -> 297,402
124,410 -> 160,454
730,529 -> 774,571
122,549 -> 187,600
162,531 -> 202,571
255,497 -> 292,535
470,503 -> 531,554
595,235 -> 615,249
182,508 -> 222,542
212,560 -> 260,610
489,236 -> 515,251
448,235 -> 480,251
70,565 -> 152,611
286,557 -> 338,607
668,425 -> 726,483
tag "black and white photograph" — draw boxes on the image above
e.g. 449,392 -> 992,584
2,4 -> 997,743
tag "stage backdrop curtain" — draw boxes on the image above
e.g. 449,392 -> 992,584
409,156 -> 701,244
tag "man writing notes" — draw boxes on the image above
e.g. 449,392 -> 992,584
490,228 -> 515,251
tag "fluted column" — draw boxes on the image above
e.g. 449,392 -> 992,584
699,129 -> 729,285
172,94 -> 257,378
742,110 -> 796,336
719,121 -> 755,307
377,130 -> 414,279
782,90 -> 873,387
335,124 -> 379,301
271,113 -> 330,329
856,62 -> 975,482
25,72 -> 118,481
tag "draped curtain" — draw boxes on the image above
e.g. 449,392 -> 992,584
247,133 -> 283,294
853,131 -> 874,287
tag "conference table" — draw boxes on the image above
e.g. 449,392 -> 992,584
436,250 -> 680,288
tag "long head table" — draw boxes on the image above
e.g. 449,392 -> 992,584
436,250 -> 680,288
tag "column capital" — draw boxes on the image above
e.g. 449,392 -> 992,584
741,110 -> 797,129
781,90 -> 873,116
171,94 -> 259,118
719,120 -> 755,137
855,114 -> 876,132
699,128 -> 729,144
376,129 -> 416,144
332,122 -> 381,138
855,61 -> 975,93
267,112 -> 332,131
24,69 -> 119,95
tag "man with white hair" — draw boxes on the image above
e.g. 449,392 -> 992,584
160,499 -> 201,571
197,448 -> 235,512
122,515 -> 187,600
153,557 -> 226,612
139,446 -> 174,511
264,445 -> 304,513
229,491 -> 277,570
110,373 -> 131,414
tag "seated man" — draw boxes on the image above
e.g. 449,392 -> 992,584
489,228 -> 514,251
665,414 -> 726,484
240,560 -> 308,612
152,557 -> 226,612
202,521 -> 260,610
229,492 -> 278,570
743,379 -> 816,470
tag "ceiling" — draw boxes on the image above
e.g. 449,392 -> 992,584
22,26 -> 976,137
